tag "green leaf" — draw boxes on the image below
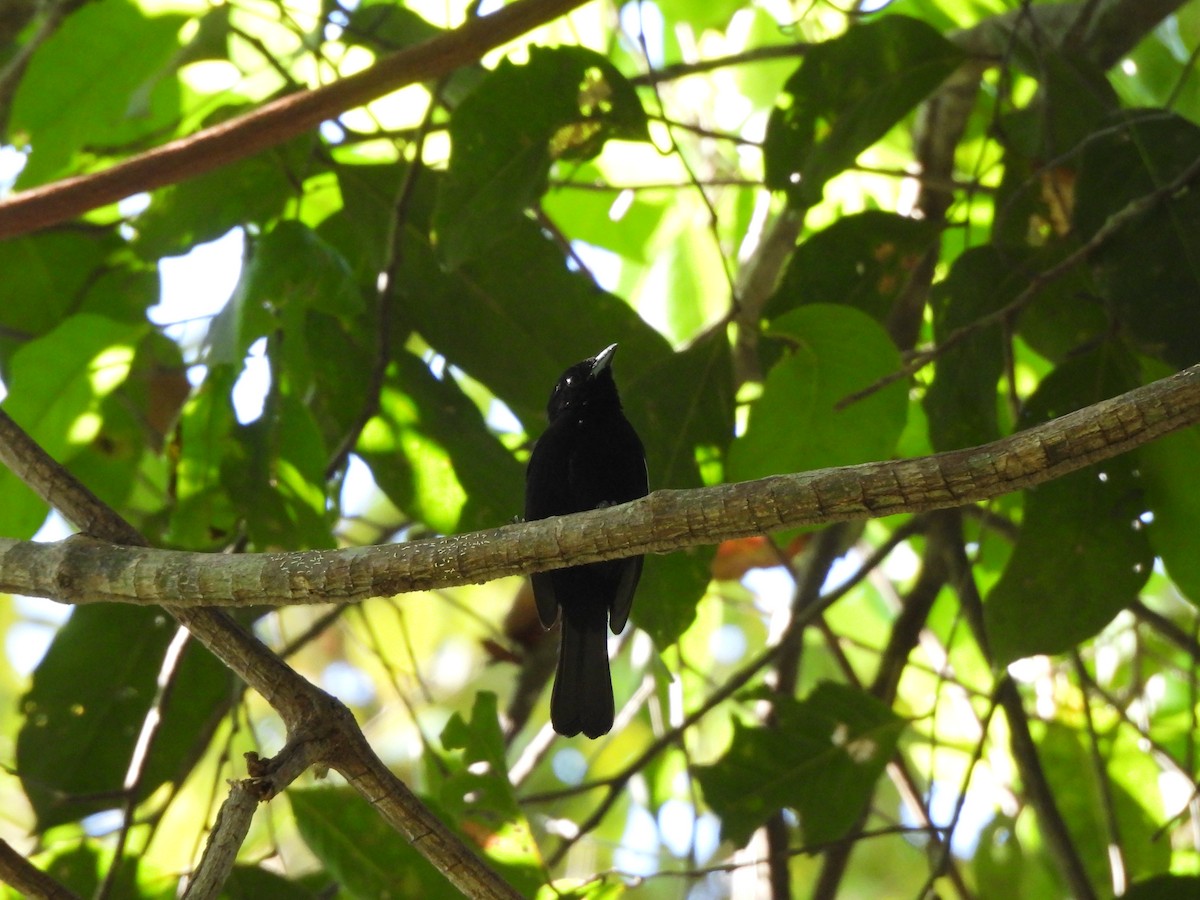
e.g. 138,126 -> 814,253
763,16 -> 965,208
208,220 -> 361,369
438,694 -> 544,893
18,605 -> 232,830
998,51 -> 1116,162
1126,876 -> 1200,900
1037,722 -> 1170,891
325,163 -> 434,284
696,682 -> 905,846
923,246 -> 1022,451
985,349 -> 1152,664
629,331 -> 735,490
358,352 -> 524,534
635,550 -> 712,649
402,214 -> 672,427
541,163 -> 668,263
241,221 -> 364,318
169,366 -> 240,547
1136,363 -> 1200,603
286,310 -> 375,451
40,844 -> 145,900
1074,111 -> 1200,367
222,392 -> 334,550
290,787 -> 458,900
223,865 -> 324,899
345,0 -> 441,50
727,305 -> 908,482
0,314 -> 145,537
10,0 -> 185,187
973,816 -> 1028,900
766,210 -> 941,323
134,129 -> 319,259
5,314 -> 145,460
1010,247 -> 1107,362
0,232 -> 113,344
623,332 -> 733,646
434,45 -> 648,268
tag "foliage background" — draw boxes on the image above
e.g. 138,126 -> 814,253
1,0 -> 1200,897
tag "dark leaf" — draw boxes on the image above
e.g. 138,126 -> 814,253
1136,362 -> 1200,604
624,332 -> 734,646
923,246 -> 1022,452
764,16 -> 964,209
223,865 -> 324,899
290,787 -> 459,900
696,682 -> 905,846
985,348 -> 1151,664
1074,110 -> 1200,367
168,365 -> 240,547
18,606 -> 232,831
766,210 -> 940,323
434,45 -> 648,267
1125,876 -> 1200,900
401,215 -> 672,428
134,128 -> 317,259
0,231 -> 114,345
222,392 -> 334,550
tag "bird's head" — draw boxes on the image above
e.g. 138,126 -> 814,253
546,343 -> 621,422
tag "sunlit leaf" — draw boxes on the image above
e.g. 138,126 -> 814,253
439,693 -> 544,893
728,305 -> 908,482
10,0 -> 184,187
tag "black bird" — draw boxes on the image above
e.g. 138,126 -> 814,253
525,344 -> 648,738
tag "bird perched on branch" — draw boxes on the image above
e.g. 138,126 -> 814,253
525,344 -> 648,738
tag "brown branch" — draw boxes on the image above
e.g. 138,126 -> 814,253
0,840 -> 81,900
180,779 -> 261,900
2,362 -> 1199,608
996,676 -> 1097,899
943,513 -> 1094,896
0,0 -> 589,239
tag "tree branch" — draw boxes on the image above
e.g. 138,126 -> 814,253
0,427 -> 520,895
0,839 -> 81,900
2,362 -> 1198,607
0,0 -> 588,239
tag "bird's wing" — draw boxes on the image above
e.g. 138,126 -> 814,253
530,572 -> 560,628
608,554 -> 642,634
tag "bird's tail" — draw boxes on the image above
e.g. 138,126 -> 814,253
552,605 -> 614,738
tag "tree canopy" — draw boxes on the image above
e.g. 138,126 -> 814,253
1,0 -> 1200,897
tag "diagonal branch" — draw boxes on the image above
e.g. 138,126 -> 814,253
0,0 -> 588,239
2,362 -> 1198,608
0,421 -> 521,897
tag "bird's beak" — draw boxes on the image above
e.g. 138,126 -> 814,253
591,343 -> 618,376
